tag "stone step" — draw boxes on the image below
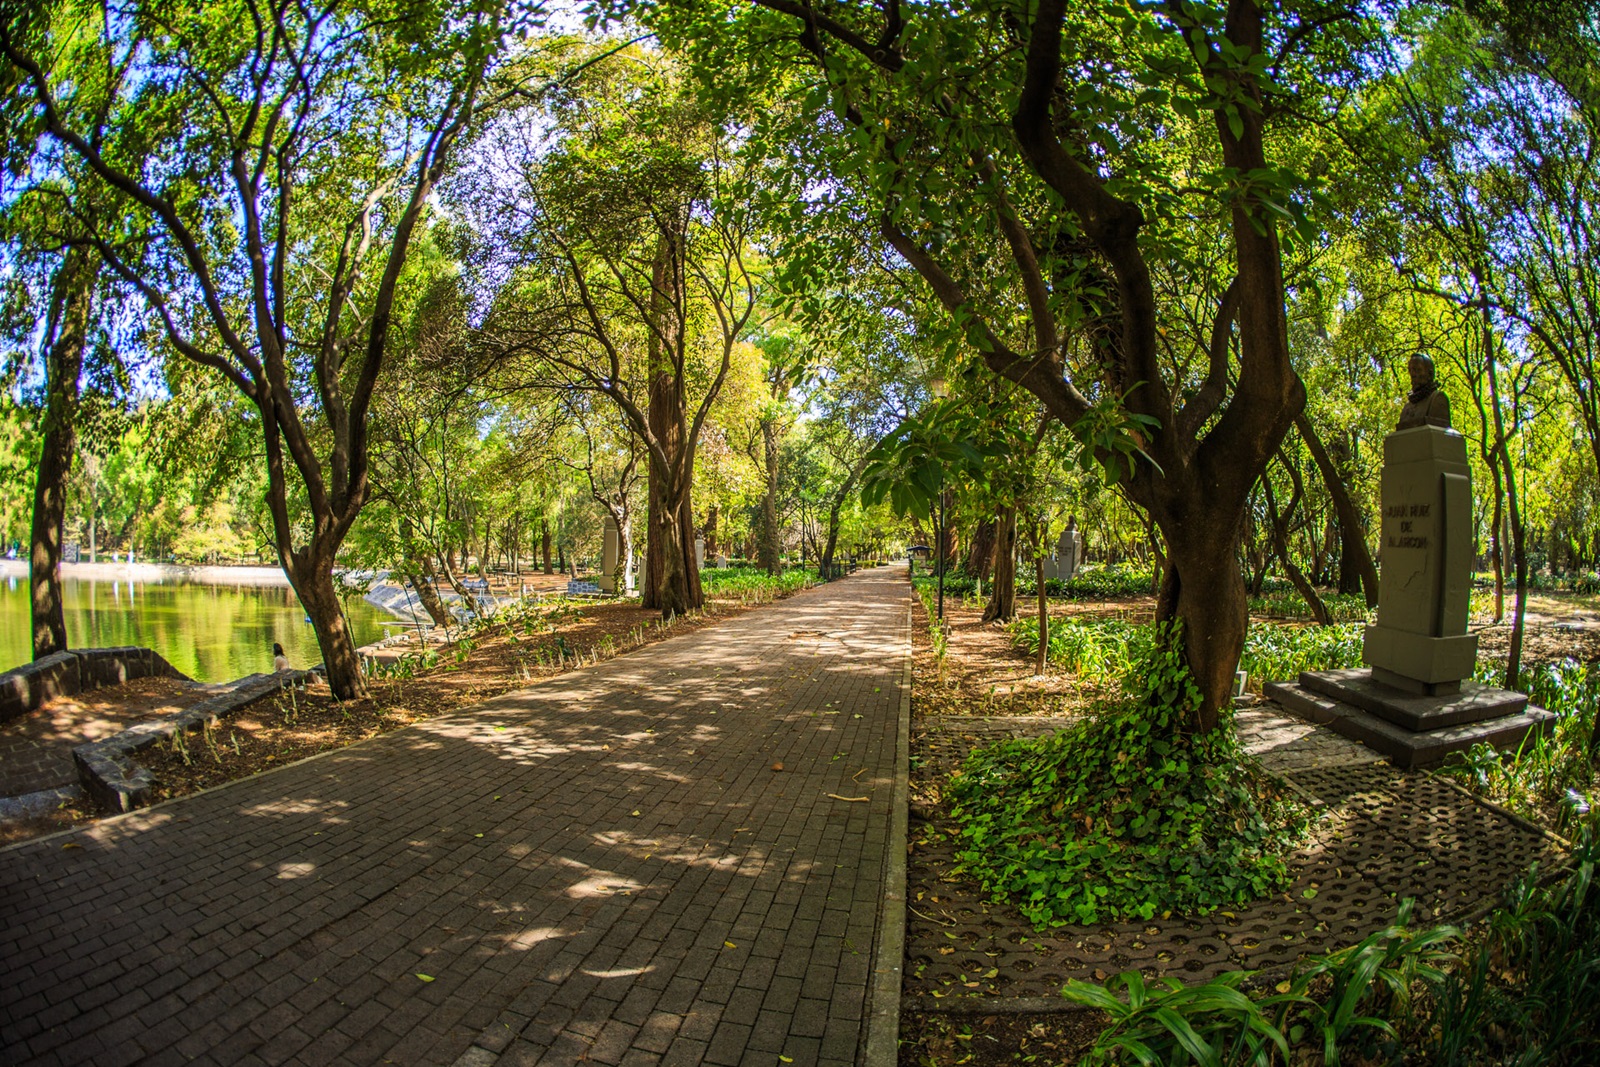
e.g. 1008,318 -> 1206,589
1299,667 -> 1526,731
1263,680 -> 1554,770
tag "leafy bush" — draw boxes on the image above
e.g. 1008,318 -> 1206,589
1239,623 -> 1364,689
1246,590 -> 1371,624
1009,615 -> 1153,692
1011,615 -> 1364,694
1448,657 -> 1599,830
949,624 -> 1308,926
1064,969 -> 1299,1066
1066,899 -> 1456,1066
1014,561 -> 1157,600
698,565 -> 815,601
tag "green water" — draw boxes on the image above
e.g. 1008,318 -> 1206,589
0,574 -> 400,683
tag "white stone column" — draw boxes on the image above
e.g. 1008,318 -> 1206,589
600,515 -> 621,593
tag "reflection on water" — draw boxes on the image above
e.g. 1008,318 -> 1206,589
0,574 -> 398,683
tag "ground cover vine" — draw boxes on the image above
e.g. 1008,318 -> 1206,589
949,622 -> 1309,926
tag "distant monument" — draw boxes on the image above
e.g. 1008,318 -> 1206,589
1041,517 -> 1081,582
694,536 -> 706,572
1058,517 -> 1080,581
1266,358 -> 1552,767
598,514 -> 633,595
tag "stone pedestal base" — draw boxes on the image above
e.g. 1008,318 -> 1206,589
1362,624 -> 1478,691
1265,668 -> 1553,769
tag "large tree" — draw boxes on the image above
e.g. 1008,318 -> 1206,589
456,48 -> 758,616
645,0 -> 1361,722
0,0 -> 510,696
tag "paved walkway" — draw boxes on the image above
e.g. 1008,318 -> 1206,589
0,567 -> 912,1067
0,678 -> 216,800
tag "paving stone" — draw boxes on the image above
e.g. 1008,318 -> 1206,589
9,572 -> 915,1062
0,567 -> 908,1067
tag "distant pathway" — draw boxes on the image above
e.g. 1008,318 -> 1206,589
1,566 -> 911,1067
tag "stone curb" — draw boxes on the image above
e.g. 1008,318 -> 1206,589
863,591 -> 913,1066
0,784 -> 84,823
71,669 -> 317,814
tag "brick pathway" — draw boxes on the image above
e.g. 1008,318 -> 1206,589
0,566 -> 911,1067
0,677 -> 215,799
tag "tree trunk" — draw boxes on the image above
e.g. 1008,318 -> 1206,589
983,508 -> 1018,623
820,458 -> 869,580
1486,448 -> 1507,624
648,491 -> 702,616
438,555 -> 481,617
1154,529 -> 1250,717
404,564 -> 452,628
641,234 -> 705,617
1486,358 -> 1528,689
821,501 -> 843,580
541,518 -> 553,574
759,418 -> 781,574
1297,416 -> 1378,608
1262,460 -> 1330,626
284,556 -> 364,698
966,519 -> 998,580
704,505 -> 719,557
30,247 -> 95,660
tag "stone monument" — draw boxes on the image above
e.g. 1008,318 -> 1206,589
1058,517 -> 1081,582
1266,355 -> 1553,767
694,536 -> 706,572
599,514 -> 622,594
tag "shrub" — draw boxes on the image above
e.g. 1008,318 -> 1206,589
949,623 -> 1308,926
699,565 -> 815,601
1246,590 -> 1371,624
1239,623 -> 1364,689
1447,657 -> 1599,831
1012,615 -> 1364,694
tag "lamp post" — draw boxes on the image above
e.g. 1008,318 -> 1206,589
930,374 -> 949,622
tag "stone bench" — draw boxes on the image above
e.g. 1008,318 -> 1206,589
73,669 -> 318,813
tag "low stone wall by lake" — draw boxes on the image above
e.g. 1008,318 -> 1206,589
0,646 -> 191,725
0,559 -> 290,586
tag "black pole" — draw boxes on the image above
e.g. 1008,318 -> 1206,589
937,476 -> 946,620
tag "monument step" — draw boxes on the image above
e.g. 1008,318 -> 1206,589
1298,668 -> 1526,731
1263,681 -> 1554,770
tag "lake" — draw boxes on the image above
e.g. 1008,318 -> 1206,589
0,573 -> 401,683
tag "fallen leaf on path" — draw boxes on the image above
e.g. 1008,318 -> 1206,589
416,974 -> 435,982
772,762 -> 783,771
61,843 -> 81,850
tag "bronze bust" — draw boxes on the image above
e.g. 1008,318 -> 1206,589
1398,353 -> 1451,430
